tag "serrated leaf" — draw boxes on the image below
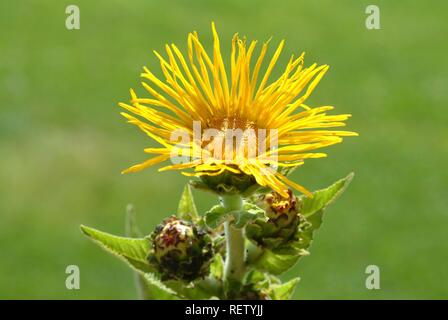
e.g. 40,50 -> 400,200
125,206 -> 145,298
125,206 -> 154,300
166,278 -> 220,299
142,274 -> 180,300
177,184 -> 199,221
250,173 -> 354,275
80,225 -> 154,273
270,277 -> 300,300
252,243 -> 309,275
301,172 -> 354,217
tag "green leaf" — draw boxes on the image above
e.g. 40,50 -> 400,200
80,225 -> 154,273
124,206 -> 164,300
205,202 -> 264,229
269,277 -> 300,300
177,184 -> 199,221
301,172 -> 354,217
252,242 -> 309,275
234,211 -> 258,228
242,202 -> 265,215
235,202 -> 266,228
243,269 -> 270,288
250,173 -> 354,274
82,223 -> 178,300
210,254 -> 224,280
125,205 -> 147,299
205,205 -> 227,228
166,278 -> 220,299
142,273 -> 180,300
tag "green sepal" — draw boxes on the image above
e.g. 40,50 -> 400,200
246,214 -> 299,249
189,170 -> 260,197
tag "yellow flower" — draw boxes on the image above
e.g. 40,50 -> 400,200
119,23 -> 357,197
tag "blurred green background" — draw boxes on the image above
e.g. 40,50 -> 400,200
1,0 -> 447,299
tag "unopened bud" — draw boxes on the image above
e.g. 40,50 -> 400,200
247,190 -> 302,248
148,216 -> 214,281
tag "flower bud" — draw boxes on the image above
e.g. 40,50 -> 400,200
148,216 -> 214,281
246,190 -> 302,248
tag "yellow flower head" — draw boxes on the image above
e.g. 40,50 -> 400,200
119,23 -> 357,197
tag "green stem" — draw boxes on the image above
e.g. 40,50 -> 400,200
220,194 -> 246,293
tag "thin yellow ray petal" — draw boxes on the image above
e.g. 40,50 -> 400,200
120,111 -> 172,139
211,22 -> 230,107
276,173 -> 313,197
139,81 -> 192,124
245,162 -> 290,198
277,65 -> 330,119
250,41 -> 269,94
120,112 -> 173,148
122,154 -> 171,174
159,160 -> 201,172
277,153 -> 327,161
255,39 -> 285,98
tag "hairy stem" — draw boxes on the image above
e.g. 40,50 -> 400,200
221,194 -> 245,294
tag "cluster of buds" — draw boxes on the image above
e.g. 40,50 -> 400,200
246,189 -> 303,248
148,216 -> 214,282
